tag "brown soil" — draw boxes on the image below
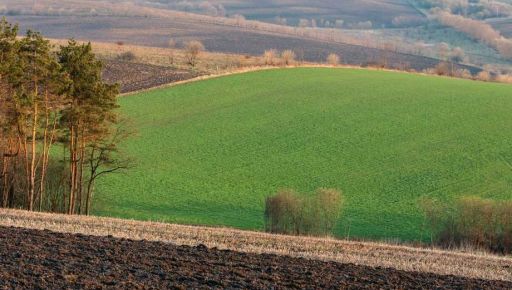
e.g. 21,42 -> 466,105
1,226 -> 510,289
102,60 -> 197,93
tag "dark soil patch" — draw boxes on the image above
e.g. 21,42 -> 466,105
102,60 -> 197,93
0,227 -> 510,289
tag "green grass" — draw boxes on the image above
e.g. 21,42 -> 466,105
94,68 -> 512,242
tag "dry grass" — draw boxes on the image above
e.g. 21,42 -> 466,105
0,208 -> 510,282
48,38 -> 265,74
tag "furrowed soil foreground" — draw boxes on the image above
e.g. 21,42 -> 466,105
1,226 -> 511,289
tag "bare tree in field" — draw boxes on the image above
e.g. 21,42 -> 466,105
437,42 -> 450,61
263,49 -> 277,65
281,50 -> 296,66
326,53 -> 340,66
184,40 -> 205,67
84,119 -> 133,215
451,47 -> 465,63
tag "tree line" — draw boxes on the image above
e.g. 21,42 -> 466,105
0,19 -> 130,215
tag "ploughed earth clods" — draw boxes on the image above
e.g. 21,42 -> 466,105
102,60 -> 197,93
0,227 -> 510,289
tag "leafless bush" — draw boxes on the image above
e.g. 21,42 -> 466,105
326,53 -> 340,66
263,49 -> 277,65
434,62 -> 451,76
184,40 -> 205,67
476,71 -> 491,82
495,74 -> 512,84
264,189 -> 303,235
453,69 -> 472,79
450,47 -> 465,63
116,51 -> 136,62
281,50 -> 296,66
421,197 -> 512,254
265,188 -> 343,237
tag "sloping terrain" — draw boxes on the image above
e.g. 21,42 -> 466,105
490,17 -> 512,37
102,60 -> 197,93
8,14 -> 475,73
3,209 -> 510,282
94,68 -> 512,242
2,0 -> 480,73
141,0 -> 423,27
1,226 -> 510,289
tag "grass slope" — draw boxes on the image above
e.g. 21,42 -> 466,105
95,68 -> 512,241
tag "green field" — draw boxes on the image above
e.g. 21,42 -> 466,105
94,68 -> 512,242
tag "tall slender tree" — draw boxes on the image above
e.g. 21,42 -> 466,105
58,40 -> 119,214
8,30 -> 61,211
0,18 -> 19,208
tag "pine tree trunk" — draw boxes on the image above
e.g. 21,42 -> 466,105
28,101 -> 38,211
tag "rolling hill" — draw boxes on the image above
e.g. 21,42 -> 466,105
1,0 -> 483,73
140,0 -> 424,27
94,68 -> 512,242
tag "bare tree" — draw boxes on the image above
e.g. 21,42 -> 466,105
326,53 -> 340,66
184,40 -> 205,67
450,47 -> 465,63
281,50 -> 296,66
437,42 -> 450,61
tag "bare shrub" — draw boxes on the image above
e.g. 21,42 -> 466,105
265,188 -> 343,237
496,74 -> 512,84
116,51 -> 136,62
476,71 -> 491,81
421,197 -> 512,254
453,69 -> 472,79
184,40 -> 205,67
281,50 -> 296,66
326,53 -> 340,66
309,188 -> 344,235
264,189 -> 303,235
450,47 -> 465,63
262,49 -> 277,65
434,62 -> 451,76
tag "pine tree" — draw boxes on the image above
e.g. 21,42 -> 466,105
58,40 -> 120,214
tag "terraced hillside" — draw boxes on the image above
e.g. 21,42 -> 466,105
95,68 -> 512,242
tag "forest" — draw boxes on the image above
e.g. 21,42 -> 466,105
0,19 -> 128,215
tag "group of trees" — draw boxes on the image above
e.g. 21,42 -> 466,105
265,188 -> 344,237
416,0 -> 512,19
0,19 -> 129,215
435,10 -> 512,59
422,197 -> 512,254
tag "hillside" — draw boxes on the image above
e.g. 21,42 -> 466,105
139,0 -> 423,27
1,209 -> 511,283
1,0 -> 484,73
93,68 -> 512,242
